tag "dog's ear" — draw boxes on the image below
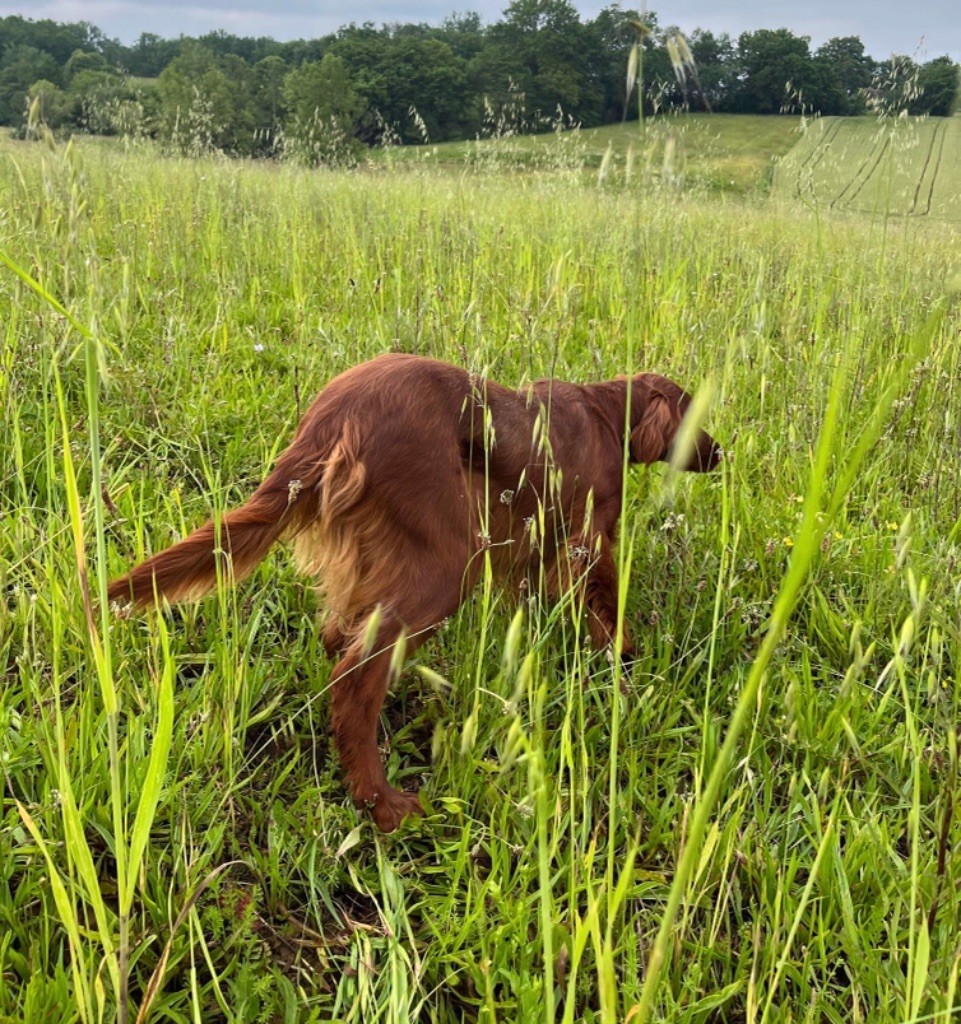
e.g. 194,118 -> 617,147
630,375 -> 722,471
629,392 -> 679,464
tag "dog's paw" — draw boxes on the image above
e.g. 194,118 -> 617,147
369,787 -> 424,833
605,644 -> 636,674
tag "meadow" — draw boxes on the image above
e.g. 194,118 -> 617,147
772,116 -> 961,221
1,117 -> 961,1023
396,114 -> 804,193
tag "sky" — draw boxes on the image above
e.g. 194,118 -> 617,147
5,0 -> 960,63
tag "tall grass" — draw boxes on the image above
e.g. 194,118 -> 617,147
1,131 -> 960,1023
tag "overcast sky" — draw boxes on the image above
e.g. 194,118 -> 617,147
5,0 -> 960,62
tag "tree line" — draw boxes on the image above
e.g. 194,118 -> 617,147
3,1 -> 958,162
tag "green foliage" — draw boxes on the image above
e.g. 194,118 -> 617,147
281,54 -> 363,166
376,36 -> 471,141
326,27 -> 471,144
63,47 -> 113,83
687,28 -> 737,111
862,54 -> 959,119
0,43 -> 59,124
25,78 -> 71,129
735,29 -> 819,114
583,5 -> 643,122
156,43 -> 254,155
916,56 -> 960,117
282,53 -> 360,127
0,14 -> 105,66
68,70 -> 143,136
252,54 -> 288,135
124,31 -> 181,76
482,0 -> 593,116
0,11 -> 957,151
814,36 -> 875,114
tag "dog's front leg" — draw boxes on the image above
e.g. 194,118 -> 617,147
583,535 -> 636,667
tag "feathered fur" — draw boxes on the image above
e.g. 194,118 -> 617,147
109,354 -> 721,831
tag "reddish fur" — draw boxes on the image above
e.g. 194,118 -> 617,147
109,354 -> 721,831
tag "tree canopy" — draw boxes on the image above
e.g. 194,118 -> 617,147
2,8 -> 957,158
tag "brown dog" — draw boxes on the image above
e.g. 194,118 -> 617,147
109,354 -> 720,831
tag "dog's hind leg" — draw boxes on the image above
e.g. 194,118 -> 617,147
328,613 -> 426,832
328,564 -> 475,832
321,619 -> 349,659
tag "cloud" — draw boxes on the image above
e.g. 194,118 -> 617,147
654,1 -> 960,61
6,0 -> 487,41
1,0 -> 958,60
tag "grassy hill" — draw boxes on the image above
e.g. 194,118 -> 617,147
399,112 -> 961,217
771,115 -> 961,221
389,114 -> 804,193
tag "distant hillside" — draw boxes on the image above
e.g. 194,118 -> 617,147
771,116 -> 961,221
391,114 -> 804,193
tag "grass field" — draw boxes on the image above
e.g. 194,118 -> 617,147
771,115 -> 961,221
389,114 -> 803,193
2,127 -> 961,1023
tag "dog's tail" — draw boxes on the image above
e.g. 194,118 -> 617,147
107,439 -> 321,610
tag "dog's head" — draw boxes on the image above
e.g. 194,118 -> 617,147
629,374 -> 722,472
